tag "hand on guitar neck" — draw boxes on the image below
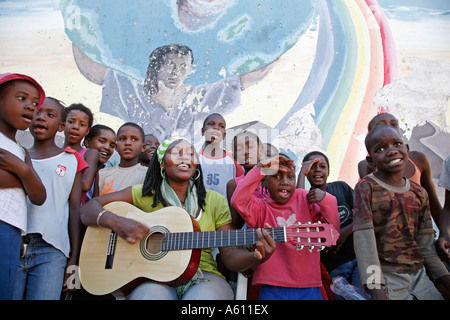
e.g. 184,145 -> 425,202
253,223 -> 276,261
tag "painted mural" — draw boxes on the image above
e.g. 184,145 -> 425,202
1,0 -> 449,195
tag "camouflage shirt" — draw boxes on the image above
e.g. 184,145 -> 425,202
353,173 -> 434,274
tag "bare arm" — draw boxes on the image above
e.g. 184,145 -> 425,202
63,171 -> 83,292
0,148 -> 46,205
81,149 -> 100,192
226,178 -> 246,229
80,187 -> 149,244
67,171 -> 83,265
72,43 -> 108,85
218,223 -> 276,273
93,171 -> 100,198
239,60 -> 277,90
0,168 -> 22,188
296,158 -> 319,189
413,151 -> 442,226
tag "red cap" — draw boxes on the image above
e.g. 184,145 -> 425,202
0,73 -> 46,109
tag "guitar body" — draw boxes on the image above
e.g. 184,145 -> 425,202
79,201 -> 201,296
79,201 -> 338,296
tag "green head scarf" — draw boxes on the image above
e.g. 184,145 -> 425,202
156,136 -> 190,164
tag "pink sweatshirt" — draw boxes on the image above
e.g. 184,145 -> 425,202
230,166 -> 340,288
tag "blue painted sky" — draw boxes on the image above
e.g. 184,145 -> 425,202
1,0 -> 448,83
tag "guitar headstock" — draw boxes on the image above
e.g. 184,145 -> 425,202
285,222 -> 338,252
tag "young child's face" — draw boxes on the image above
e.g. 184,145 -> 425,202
0,80 -> 40,133
64,109 -> 90,145
305,155 -> 329,188
85,129 -> 116,165
367,126 -> 408,175
140,134 -> 160,163
202,114 -> 226,144
116,126 -> 145,160
264,166 -> 296,205
29,99 -> 63,140
233,134 -> 260,170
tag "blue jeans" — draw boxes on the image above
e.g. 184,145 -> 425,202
329,259 -> 362,299
258,285 -> 323,300
0,221 -> 21,300
127,271 -> 234,300
13,234 -> 67,300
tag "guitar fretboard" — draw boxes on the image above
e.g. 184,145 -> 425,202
161,227 -> 286,251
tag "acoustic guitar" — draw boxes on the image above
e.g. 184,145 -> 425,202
79,201 -> 337,295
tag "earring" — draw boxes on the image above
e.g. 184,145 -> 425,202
193,168 -> 201,181
160,168 -> 166,179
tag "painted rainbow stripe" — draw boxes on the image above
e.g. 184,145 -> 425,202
275,0 -> 397,186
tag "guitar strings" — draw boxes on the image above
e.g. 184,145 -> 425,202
161,228 -> 286,251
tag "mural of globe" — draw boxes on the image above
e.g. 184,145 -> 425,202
61,0 -> 315,84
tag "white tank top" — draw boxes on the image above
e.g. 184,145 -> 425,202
27,151 -> 79,257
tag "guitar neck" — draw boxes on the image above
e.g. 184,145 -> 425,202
161,227 -> 286,251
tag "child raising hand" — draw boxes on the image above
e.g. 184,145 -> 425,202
231,154 -> 340,300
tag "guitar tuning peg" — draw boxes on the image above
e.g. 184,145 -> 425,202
308,245 -> 314,253
318,245 -> 325,251
297,245 -> 304,251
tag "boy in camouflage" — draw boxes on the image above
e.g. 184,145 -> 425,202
353,125 -> 450,300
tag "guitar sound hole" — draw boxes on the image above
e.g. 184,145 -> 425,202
146,232 -> 165,254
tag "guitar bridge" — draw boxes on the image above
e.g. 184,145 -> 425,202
105,231 -> 117,269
